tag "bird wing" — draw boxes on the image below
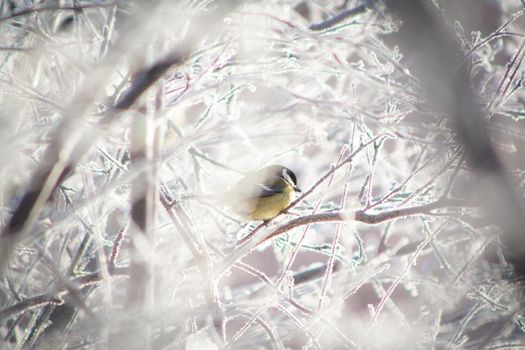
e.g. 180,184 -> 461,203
234,176 -> 283,200
254,183 -> 284,197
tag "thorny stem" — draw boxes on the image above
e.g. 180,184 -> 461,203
109,220 -> 129,273
489,37 -> 525,110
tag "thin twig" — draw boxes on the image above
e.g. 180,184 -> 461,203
316,156 -> 352,311
109,220 -> 128,273
0,267 -> 129,320
365,220 -> 449,333
309,5 -> 368,31
0,2 -> 118,21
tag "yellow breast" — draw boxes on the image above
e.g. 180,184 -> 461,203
243,185 -> 294,220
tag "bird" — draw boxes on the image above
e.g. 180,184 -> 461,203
191,165 -> 302,221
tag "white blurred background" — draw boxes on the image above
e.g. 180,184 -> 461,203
1,0 -> 525,348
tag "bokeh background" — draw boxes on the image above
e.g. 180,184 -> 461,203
1,0 -> 525,348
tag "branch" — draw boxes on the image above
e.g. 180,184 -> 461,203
384,0 -> 525,275
0,267 -> 129,321
217,198 -> 472,277
0,2 -> 118,22
309,5 -> 368,31
0,0 -> 238,276
262,198 -> 471,243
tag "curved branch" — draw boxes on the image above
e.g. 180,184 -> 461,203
217,198 -> 472,278
262,198 -> 470,243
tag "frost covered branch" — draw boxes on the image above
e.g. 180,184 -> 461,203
1,0 -> 524,348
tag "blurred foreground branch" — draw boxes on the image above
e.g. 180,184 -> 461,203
384,0 -> 525,275
0,0 -> 237,276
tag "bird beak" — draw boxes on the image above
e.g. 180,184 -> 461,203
294,186 -> 302,193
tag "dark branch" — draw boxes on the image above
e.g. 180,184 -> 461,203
309,5 -> 368,31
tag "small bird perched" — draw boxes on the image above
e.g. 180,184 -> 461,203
229,165 -> 302,220
192,165 -> 301,221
